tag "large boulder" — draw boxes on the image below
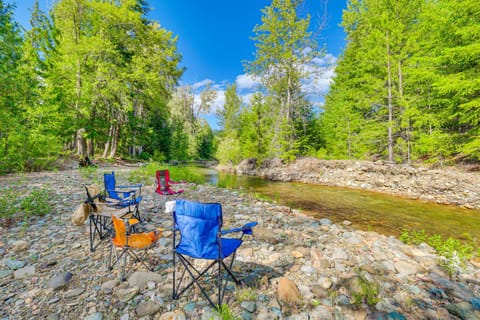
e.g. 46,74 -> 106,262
237,158 -> 258,175
277,277 -> 302,304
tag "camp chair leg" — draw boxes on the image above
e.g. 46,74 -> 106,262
108,246 -> 153,281
218,260 -> 222,307
121,247 -> 128,281
173,254 -> 219,308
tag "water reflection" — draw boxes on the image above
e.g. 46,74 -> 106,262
197,167 -> 480,240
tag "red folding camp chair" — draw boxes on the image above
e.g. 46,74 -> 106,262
154,169 -> 185,212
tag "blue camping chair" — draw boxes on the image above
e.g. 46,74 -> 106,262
104,172 -> 143,221
172,199 -> 257,308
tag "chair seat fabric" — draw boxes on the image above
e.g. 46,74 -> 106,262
112,231 -> 159,249
112,216 -> 159,249
176,238 -> 242,260
156,189 -> 184,195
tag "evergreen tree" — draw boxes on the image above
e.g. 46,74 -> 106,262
245,0 -> 321,159
215,83 -> 242,164
0,0 -> 25,171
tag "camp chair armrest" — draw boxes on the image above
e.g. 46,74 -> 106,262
116,185 -> 142,196
117,184 -> 142,189
169,180 -> 186,185
91,200 -> 133,212
221,222 -> 258,235
107,188 -> 137,199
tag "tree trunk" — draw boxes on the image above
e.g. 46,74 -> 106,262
386,31 -> 394,163
87,138 -> 94,156
103,125 -> 113,158
76,128 -> 87,157
347,116 -> 351,159
397,60 -> 410,164
109,124 -> 119,158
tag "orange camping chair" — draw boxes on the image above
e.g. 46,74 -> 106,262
108,216 -> 160,280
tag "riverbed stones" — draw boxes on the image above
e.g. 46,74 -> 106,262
13,265 -> 36,279
11,240 -> 28,252
0,167 -> 479,320
277,277 -> 302,304
47,271 -> 73,290
127,271 -> 163,289
116,286 -> 139,303
135,301 -> 161,317
394,259 -> 425,276
158,310 -> 186,320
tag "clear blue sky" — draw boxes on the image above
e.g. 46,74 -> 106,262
12,0 -> 347,128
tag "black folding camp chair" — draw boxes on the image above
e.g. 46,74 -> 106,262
84,184 -> 138,252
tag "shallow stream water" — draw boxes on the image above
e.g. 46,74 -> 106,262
198,167 -> 480,241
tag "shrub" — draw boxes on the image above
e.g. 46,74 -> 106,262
0,187 -> 21,224
351,274 -> 380,306
235,287 -> 257,302
214,304 -> 239,320
0,186 -> 52,226
400,229 -> 428,245
128,161 -> 205,185
400,230 -> 476,279
20,188 -> 51,216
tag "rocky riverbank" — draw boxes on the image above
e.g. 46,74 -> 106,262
231,158 -> 480,210
1,168 -> 480,319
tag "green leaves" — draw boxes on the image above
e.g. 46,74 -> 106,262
244,0 -> 321,158
322,0 -> 480,163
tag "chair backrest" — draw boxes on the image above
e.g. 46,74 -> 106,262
112,216 -> 127,245
85,184 -> 103,212
174,199 -> 223,259
156,170 -> 171,192
104,172 -> 120,199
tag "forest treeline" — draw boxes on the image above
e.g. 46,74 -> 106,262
0,0 -> 215,173
321,0 -> 480,164
216,0 -> 480,166
1,0 -> 479,174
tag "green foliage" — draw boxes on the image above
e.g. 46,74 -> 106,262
215,83 -> 243,165
216,133 -> 242,166
235,287 -> 257,302
79,166 -> 100,184
128,162 -> 205,185
322,0 -> 480,164
429,236 -> 474,278
211,304 -> 239,320
0,0 -> 186,171
0,186 -> 21,222
20,188 -> 51,216
400,230 -> 475,278
243,0 -> 322,160
0,186 -> 52,225
351,274 -> 380,306
399,229 -> 428,245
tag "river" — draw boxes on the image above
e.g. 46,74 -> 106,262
198,167 -> 480,241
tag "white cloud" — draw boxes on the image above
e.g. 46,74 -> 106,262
192,86 -> 225,115
191,79 -> 214,90
211,90 -> 225,114
235,74 -> 261,90
186,52 -> 337,120
302,53 -> 337,97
